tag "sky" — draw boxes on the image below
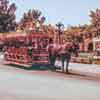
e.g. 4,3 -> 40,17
9,0 -> 100,27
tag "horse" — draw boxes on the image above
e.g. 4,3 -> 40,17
48,40 -> 79,72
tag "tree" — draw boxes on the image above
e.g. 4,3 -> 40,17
0,0 -> 17,33
32,9 -> 41,20
90,9 -> 100,37
18,8 -> 46,31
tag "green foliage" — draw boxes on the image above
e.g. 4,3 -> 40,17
0,0 -> 17,33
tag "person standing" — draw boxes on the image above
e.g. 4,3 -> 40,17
59,41 -> 72,73
48,39 -> 57,71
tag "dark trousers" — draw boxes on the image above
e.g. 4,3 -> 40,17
49,55 -> 56,70
61,53 -> 71,72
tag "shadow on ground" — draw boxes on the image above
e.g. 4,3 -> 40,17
6,64 -> 51,71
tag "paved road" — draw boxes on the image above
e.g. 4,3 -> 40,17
0,53 -> 100,100
0,63 -> 100,100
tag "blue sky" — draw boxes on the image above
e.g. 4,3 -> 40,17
10,0 -> 100,26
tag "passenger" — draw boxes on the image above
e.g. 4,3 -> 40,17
28,43 -> 33,60
2,46 -> 7,52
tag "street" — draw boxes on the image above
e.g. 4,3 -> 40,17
0,61 -> 100,100
0,0 -> 100,100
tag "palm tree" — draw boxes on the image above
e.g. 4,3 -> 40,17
90,9 -> 100,37
18,8 -> 46,31
32,9 -> 41,20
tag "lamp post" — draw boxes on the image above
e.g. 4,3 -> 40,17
56,22 -> 64,44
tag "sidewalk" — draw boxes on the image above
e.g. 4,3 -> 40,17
68,63 -> 100,78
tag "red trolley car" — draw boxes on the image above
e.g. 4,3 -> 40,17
4,31 -> 50,68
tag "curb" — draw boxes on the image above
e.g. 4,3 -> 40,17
69,68 -> 100,79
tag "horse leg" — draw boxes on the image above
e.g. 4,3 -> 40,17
66,57 -> 71,73
66,60 -> 69,73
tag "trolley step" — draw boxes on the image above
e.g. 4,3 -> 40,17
4,61 -> 32,68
